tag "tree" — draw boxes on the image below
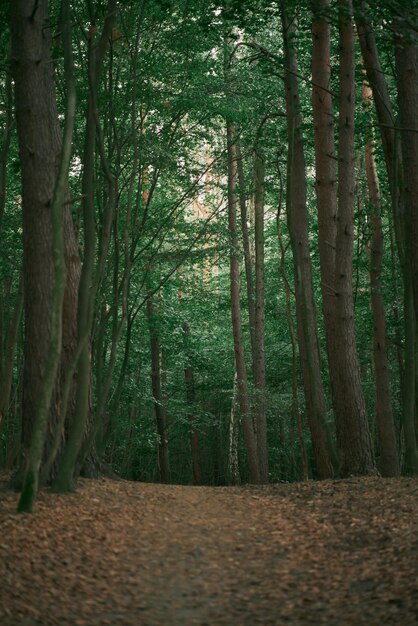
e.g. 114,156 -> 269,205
282,6 -> 336,478
53,0 -> 117,492
227,124 -> 260,484
330,0 -> 376,475
11,0 -> 77,511
395,9 -> 418,475
362,81 -> 400,476
356,1 -> 418,474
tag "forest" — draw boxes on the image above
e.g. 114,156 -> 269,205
1,0 -> 418,516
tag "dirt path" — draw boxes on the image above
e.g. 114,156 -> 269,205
0,477 -> 418,625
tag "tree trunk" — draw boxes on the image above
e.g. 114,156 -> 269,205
253,146 -> 269,483
0,70 -> 12,234
0,277 -> 23,425
357,1 -> 418,474
236,139 -> 256,370
228,372 -> 241,485
363,83 -> 400,476
311,0 -> 339,407
12,0 -> 77,510
395,22 -> 418,474
277,214 -> 309,481
182,321 -> 202,485
283,7 -> 336,478
53,0 -> 117,492
146,290 -> 171,483
332,0 -> 376,476
227,123 -> 260,484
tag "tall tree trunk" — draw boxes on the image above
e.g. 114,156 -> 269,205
146,290 -> 170,483
356,1 -> 418,474
282,7 -> 336,478
395,17 -> 418,474
227,123 -> 260,484
228,372 -> 241,485
182,321 -> 202,485
331,0 -> 376,476
0,70 -> 12,234
277,213 -> 309,481
236,139 -> 256,370
12,0 -> 77,511
363,82 -> 400,476
0,276 -> 23,425
311,0 -> 339,406
253,145 -> 269,483
53,1 -> 117,492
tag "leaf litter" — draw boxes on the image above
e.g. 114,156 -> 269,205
0,476 -> 417,625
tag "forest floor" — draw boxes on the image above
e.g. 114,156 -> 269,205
0,476 -> 417,625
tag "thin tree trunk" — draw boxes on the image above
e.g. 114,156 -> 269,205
311,0 -> 339,412
236,139 -> 256,368
363,83 -> 400,476
253,145 -> 269,483
277,210 -> 309,482
227,123 -> 260,484
146,290 -> 170,483
282,7 -> 336,478
0,70 -> 13,235
182,321 -> 202,485
0,276 -> 23,426
228,372 -> 241,485
53,1 -> 117,492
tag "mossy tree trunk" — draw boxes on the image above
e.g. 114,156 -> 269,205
53,0 -> 117,492
12,0 -> 76,511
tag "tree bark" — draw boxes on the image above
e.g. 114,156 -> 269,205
283,7 -> 336,478
146,290 -> 171,483
356,1 -> 418,474
236,139 -> 256,370
182,321 -> 202,485
227,123 -> 260,484
332,0 -> 376,476
395,16 -> 418,474
363,83 -> 400,476
0,277 -> 23,425
277,212 -> 309,481
228,372 -> 241,485
53,0 -> 117,492
311,0 -> 340,433
12,0 -> 77,510
0,70 -> 12,235
253,146 -> 269,483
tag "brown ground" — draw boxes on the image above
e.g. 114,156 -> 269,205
0,476 -> 417,625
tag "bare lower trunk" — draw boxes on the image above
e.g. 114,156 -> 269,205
228,372 -> 240,485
